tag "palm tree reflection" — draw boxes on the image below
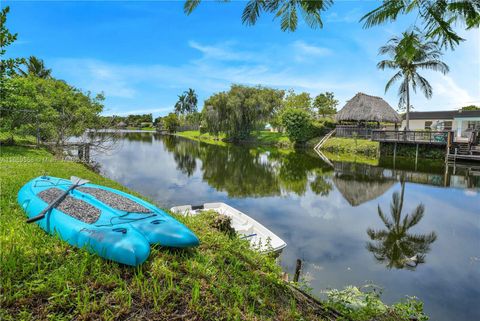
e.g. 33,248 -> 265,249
366,180 -> 437,270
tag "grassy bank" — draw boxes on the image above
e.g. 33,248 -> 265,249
176,130 -> 292,148
0,132 -> 37,145
1,145 -> 429,321
175,131 -> 228,147
0,146 -> 333,320
320,137 -> 379,158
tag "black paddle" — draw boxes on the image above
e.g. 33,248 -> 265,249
26,176 -> 90,223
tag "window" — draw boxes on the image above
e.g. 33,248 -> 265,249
444,121 -> 452,130
424,121 -> 432,130
467,121 -> 480,130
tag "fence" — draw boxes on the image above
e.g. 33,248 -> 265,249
371,130 -> 449,144
335,125 -> 374,139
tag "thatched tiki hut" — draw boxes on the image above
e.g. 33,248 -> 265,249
335,93 -> 401,138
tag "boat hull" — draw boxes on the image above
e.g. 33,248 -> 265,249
171,202 -> 286,253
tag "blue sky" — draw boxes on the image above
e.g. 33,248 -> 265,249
5,1 -> 480,117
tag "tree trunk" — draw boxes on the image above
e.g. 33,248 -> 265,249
405,81 -> 410,131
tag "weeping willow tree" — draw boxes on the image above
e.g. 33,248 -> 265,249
366,180 -> 437,270
202,85 -> 284,142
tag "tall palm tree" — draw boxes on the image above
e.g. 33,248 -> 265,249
175,89 -> 198,115
174,94 -> 187,115
184,88 -> 198,113
366,180 -> 437,270
17,56 -> 52,78
377,30 -> 449,130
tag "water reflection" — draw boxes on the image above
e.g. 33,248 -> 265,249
90,132 -> 480,321
162,135 -> 335,198
366,180 -> 437,270
332,163 -> 395,206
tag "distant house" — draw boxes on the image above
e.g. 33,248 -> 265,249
116,121 -> 127,128
401,110 -> 480,139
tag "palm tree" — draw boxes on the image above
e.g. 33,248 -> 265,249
184,88 -> 198,114
184,0 -> 333,31
377,30 -> 449,130
362,0 -> 480,49
17,56 -> 52,78
174,94 -> 186,115
366,180 -> 437,271
175,89 -> 198,115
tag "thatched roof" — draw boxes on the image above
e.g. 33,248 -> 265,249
333,176 -> 394,207
332,162 -> 395,207
336,93 -> 401,123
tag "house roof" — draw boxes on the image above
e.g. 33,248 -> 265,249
402,111 -> 457,120
455,110 -> 480,118
403,110 -> 480,120
335,93 -> 401,123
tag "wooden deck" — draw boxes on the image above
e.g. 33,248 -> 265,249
371,130 -> 448,145
370,130 -> 480,162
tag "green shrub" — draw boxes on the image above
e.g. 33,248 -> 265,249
310,119 -> 335,137
281,108 -> 312,145
199,125 -> 208,134
325,286 -> 429,321
163,113 -> 180,133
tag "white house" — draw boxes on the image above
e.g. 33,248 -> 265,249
401,110 -> 480,141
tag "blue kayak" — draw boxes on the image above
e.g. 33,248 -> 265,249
18,176 -> 199,266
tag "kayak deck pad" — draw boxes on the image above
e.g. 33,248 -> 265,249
37,188 -> 101,224
77,187 -> 152,213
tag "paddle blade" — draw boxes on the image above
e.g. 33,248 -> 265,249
70,176 -> 90,186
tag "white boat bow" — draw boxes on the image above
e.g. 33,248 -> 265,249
171,202 -> 287,253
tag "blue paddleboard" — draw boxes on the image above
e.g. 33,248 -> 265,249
18,176 -> 199,266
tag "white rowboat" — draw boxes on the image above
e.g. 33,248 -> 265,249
171,202 -> 287,253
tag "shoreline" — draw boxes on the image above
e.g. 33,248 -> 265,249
0,144 -> 431,320
0,145 -> 336,320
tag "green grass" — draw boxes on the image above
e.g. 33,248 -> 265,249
175,131 -> 229,147
321,137 -> 379,157
322,151 -> 379,166
0,146 -> 328,321
0,132 -> 37,145
141,127 -> 155,131
176,130 -> 292,149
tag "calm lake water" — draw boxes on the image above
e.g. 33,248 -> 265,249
92,132 -> 479,321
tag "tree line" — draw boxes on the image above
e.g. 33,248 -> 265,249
185,1 -> 479,130
156,85 -> 338,145
1,7 -> 105,147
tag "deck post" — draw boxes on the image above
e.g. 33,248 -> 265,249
35,114 -> 40,148
415,144 -> 419,169
84,144 -> 90,163
293,259 -> 302,283
393,142 -> 397,159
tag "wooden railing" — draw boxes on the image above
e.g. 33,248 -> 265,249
336,125 -> 374,139
371,130 -> 449,144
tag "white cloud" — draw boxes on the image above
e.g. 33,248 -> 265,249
104,106 -> 172,116
51,31 -> 480,116
292,40 -> 332,62
326,8 -> 361,23
431,75 -> 475,107
53,59 -> 137,98
189,40 -> 256,62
